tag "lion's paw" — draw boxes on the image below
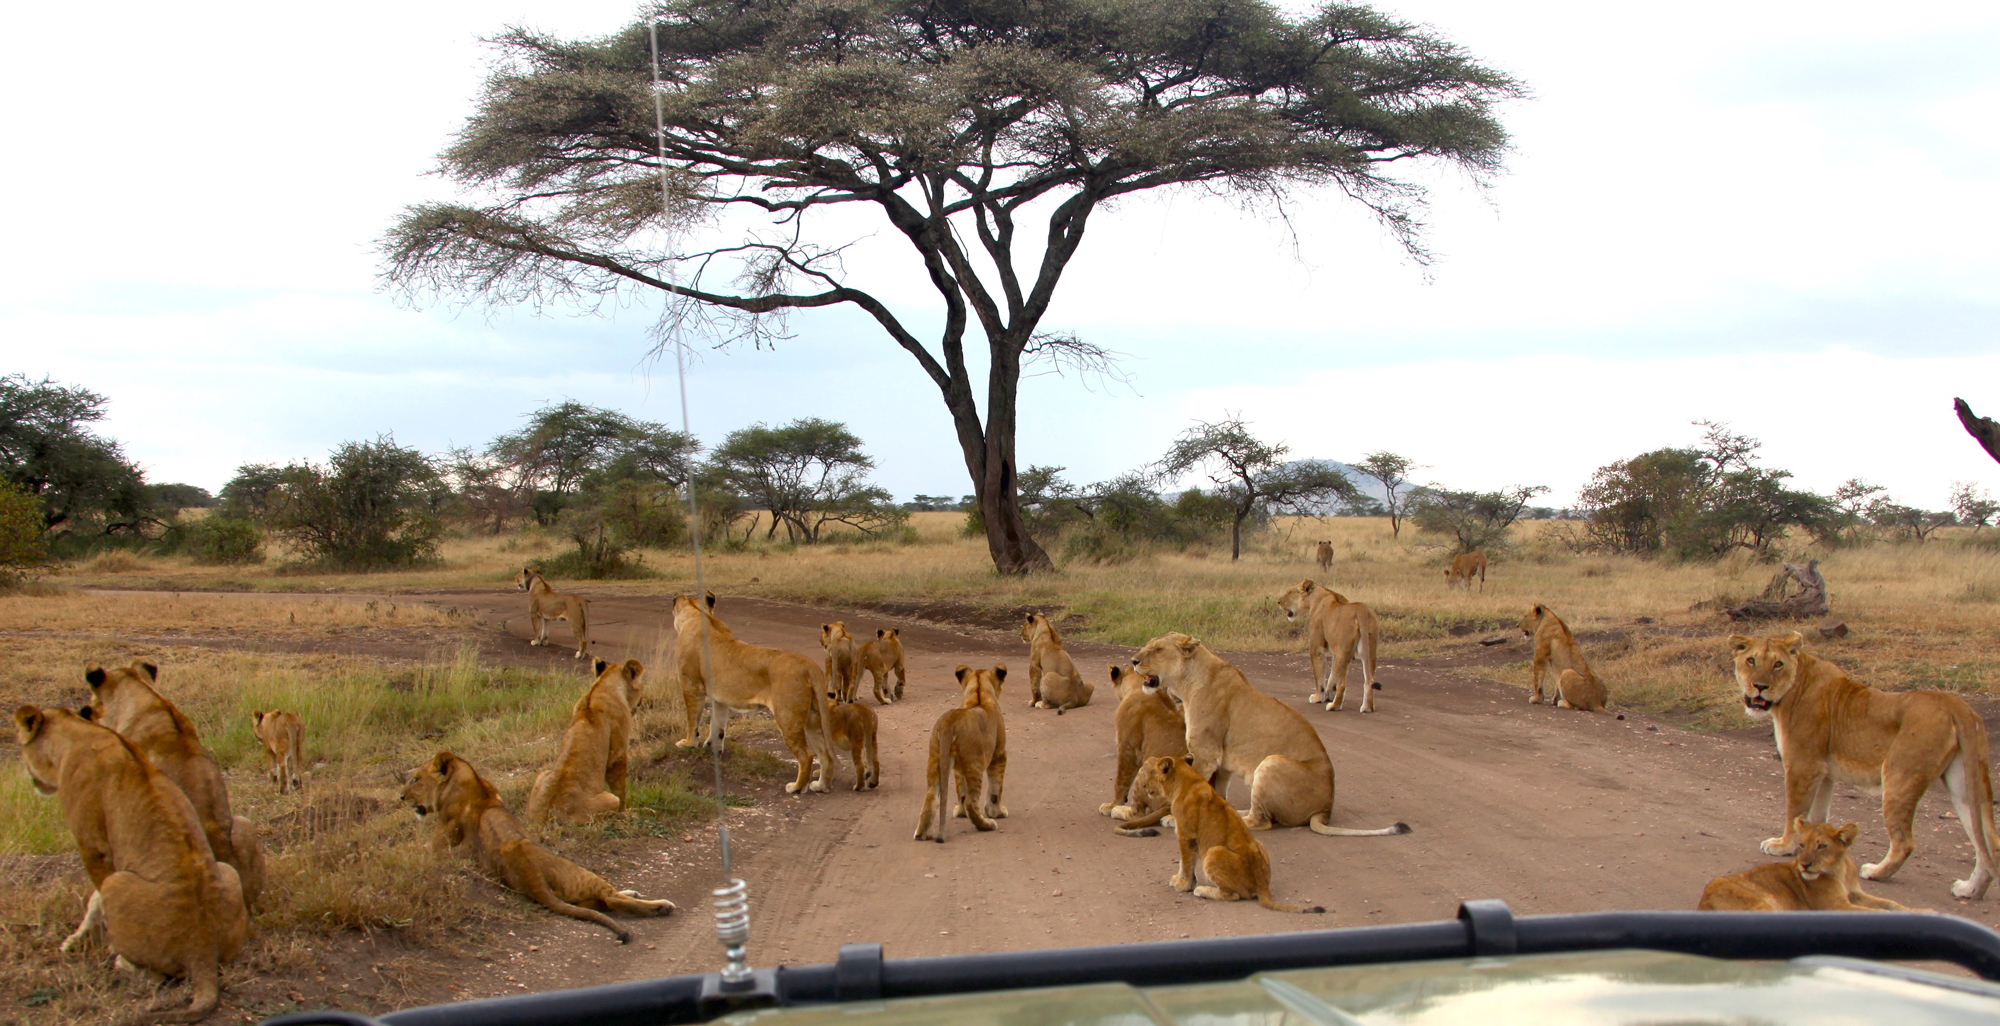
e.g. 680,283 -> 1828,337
1170,873 -> 1193,892
808,780 -> 828,793
1951,876 -> 1988,899
1106,803 -> 1128,819
1860,861 -> 1892,880
990,804 -> 1008,819
784,781 -> 803,794
1760,837 -> 1796,856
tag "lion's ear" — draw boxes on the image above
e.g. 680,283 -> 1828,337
1534,604 -> 1545,615
77,705 -> 95,722
624,658 -> 644,679
15,705 -> 45,737
251,711 -> 264,727
954,665 -> 971,683
877,628 -> 887,639
1181,754 -> 1195,766
1180,636 -> 1200,654
1729,635 -> 1753,651
1109,665 -> 1123,681
1300,580 -> 1315,592
84,664 -> 107,688
134,660 -> 159,682
432,752 -> 456,774
1837,822 -> 1859,845
1781,632 -> 1804,653
394,767 -> 415,785
593,657 -> 609,675
704,591 -> 717,609
992,665 -> 1007,682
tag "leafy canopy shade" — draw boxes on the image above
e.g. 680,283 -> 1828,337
385,0 -> 1520,573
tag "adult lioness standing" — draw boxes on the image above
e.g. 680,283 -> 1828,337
856,628 -> 906,704
1132,632 -> 1408,837
1735,631 -> 2000,899
517,568 -> 591,658
1021,612 -> 1092,712
1446,551 -> 1487,590
83,660 -> 266,911
1314,540 -> 1333,572
820,622 -> 861,703
913,665 -> 1008,842
1519,605 -> 1607,711
16,705 -> 247,1025
673,593 -> 835,794
1275,580 -> 1381,713
526,658 -> 645,827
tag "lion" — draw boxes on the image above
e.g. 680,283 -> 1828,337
1101,664 -> 1187,833
1314,541 -> 1333,572
857,628 -> 907,704
912,665 -> 1008,843
83,661 -> 266,911
1699,819 -> 1925,912
517,568 -> 591,658
398,751 -> 674,941
16,705 -> 246,1025
526,658 -> 644,827
1519,605 -> 1608,711
820,622 -> 862,703
1129,755 -> 1325,913
1734,631 -> 2000,899
673,593 -> 835,794
824,690 -> 880,791
1276,580 -> 1381,713
1132,632 -> 1408,837
250,709 -> 303,794
1022,612 -> 1092,712
1446,551 -> 1488,591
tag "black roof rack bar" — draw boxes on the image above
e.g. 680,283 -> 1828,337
260,901 -> 2000,1026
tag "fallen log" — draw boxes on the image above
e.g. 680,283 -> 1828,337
1726,560 -> 1828,620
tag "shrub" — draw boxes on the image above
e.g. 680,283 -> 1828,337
266,437 -> 445,569
0,482 -> 46,576
185,515 -> 265,565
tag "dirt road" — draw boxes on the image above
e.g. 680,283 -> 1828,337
406,588 -> 2000,995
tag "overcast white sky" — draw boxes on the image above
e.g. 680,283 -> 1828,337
6,1 -> 1997,507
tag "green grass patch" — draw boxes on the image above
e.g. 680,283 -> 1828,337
0,767 -> 69,855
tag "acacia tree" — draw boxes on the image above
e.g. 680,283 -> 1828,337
1158,417 -> 1359,560
1351,451 -> 1418,538
707,418 -> 902,541
384,0 -> 1519,573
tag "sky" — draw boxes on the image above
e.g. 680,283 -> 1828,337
5,1 -> 1998,508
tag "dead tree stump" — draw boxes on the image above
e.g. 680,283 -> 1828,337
1726,560 -> 1828,620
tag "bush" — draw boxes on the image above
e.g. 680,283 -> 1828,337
266,438 -> 445,569
0,483 -> 45,576
185,515 -> 265,565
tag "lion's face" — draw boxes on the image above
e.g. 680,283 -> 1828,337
398,754 -> 454,818
1129,756 -> 1173,807
1020,613 -> 1043,643
13,705 -> 66,796
1276,582 -> 1315,621
515,569 -> 535,591
1792,820 -> 1859,881
1518,606 -> 1546,637
1733,633 -> 1805,719
1131,632 -> 1200,694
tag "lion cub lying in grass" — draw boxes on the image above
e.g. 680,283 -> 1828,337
400,751 -> 674,942
1129,755 -> 1323,913
1699,819 -> 1923,912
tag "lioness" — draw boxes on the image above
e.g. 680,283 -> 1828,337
820,622 -> 861,703
1132,632 -> 1408,837
825,691 -> 881,791
1275,580 -> 1381,713
1022,612 -> 1092,712
83,661 -> 266,911
1130,755 -> 1325,913
673,593 -> 835,794
913,665 -> 1008,842
17,705 -> 246,1025
1101,665 -> 1187,828
526,658 -> 644,827
399,751 -> 674,941
1699,819 -> 1923,912
1735,631 -> 2000,899
250,709 -> 304,794
1314,541 -> 1333,572
517,568 -> 591,658
1446,551 -> 1487,591
1519,605 -> 1608,711
857,628 -> 906,704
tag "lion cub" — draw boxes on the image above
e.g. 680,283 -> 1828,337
820,622 -> 862,703
250,709 -> 304,793
825,691 -> 881,791
1022,612 -> 1092,712
1102,665 -> 1187,833
913,665 -> 1008,842
1129,755 -> 1324,913
401,751 -> 674,942
857,628 -> 906,704
1699,820 -> 1922,912
526,658 -> 644,828
1519,604 -> 1607,711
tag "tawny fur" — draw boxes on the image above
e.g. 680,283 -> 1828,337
526,658 -> 644,827
1275,580 -> 1381,713
1128,755 -> 1324,912
820,622 -> 862,703
912,666 -> 1008,842
673,593 -> 835,795
250,709 -> 304,794
1101,664 -> 1188,836
856,628 -> 907,704
1519,605 -> 1608,711
1314,541 -> 1333,572
1699,819 -> 1925,912
517,568 -> 591,658
825,695 -> 881,791
1446,551 -> 1488,591
1021,613 -> 1092,712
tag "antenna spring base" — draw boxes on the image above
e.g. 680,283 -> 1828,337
713,878 -> 752,986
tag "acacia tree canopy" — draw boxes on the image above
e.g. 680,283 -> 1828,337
1158,416 -> 1359,560
384,0 -> 1520,574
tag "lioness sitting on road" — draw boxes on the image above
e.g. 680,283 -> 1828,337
1101,665 -> 1187,832
673,593 -> 835,794
1022,612 -> 1092,712
1735,631 -> 2000,899
857,628 -> 906,704
1699,819 -> 1923,912
83,660 -> 266,911
17,705 -> 247,1025
517,568 -> 591,658
825,691 -> 880,791
1446,551 -> 1488,591
913,665 -> 1008,843
1129,755 -> 1325,913
400,751 -> 674,942
526,658 -> 644,827
1519,605 -> 1608,711
250,709 -> 304,794
1132,632 -> 1408,838
1276,580 -> 1382,713
820,621 -> 861,703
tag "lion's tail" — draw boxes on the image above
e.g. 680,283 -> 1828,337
574,598 -> 591,654
1308,811 -> 1411,837
1256,886 -> 1326,914
520,862 -> 630,942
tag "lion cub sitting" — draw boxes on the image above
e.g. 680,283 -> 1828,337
913,665 -> 1008,842
1699,819 -> 1922,912
857,628 -> 906,704
401,751 -> 674,941
1102,665 -> 1187,835
17,705 -> 247,1024
527,658 -> 644,828
251,709 -> 304,794
1022,612 -> 1092,712
825,691 -> 880,791
1129,755 -> 1324,913
1519,604 -> 1607,711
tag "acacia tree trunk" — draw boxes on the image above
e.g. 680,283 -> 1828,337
942,351 -> 1052,574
